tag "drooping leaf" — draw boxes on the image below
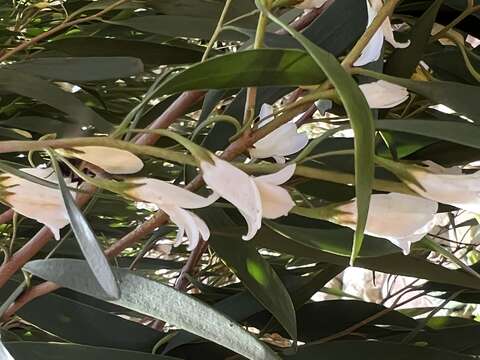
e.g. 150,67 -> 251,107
0,69 -> 112,133
50,154 -> 120,300
255,1 -> 375,264
205,209 -> 297,341
44,38 -> 203,65
23,259 -> 280,360
6,57 -> 144,82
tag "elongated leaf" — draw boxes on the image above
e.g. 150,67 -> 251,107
0,69 -> 112,133
6,57 -> 144,82
256,1 -> 375,264
253,226 -> 480,290
5,342 -> 179,360
45,38 -> 202,65
158,49 -> 326,94
266,222 -> 400,258
50,154 -> 120,300
385,0 -> 443,77
286,340 -> 473,359
358,69 -> 480,122
23,259 -> 280,360
376,119 -> 480,149
204,209 -> 297,341
16,291 -> 162,351
111,16 -> 248,41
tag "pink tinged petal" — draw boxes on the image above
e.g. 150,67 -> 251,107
337,193 -> 438,253
409,169 -> 480,214
256,164 -> 296,186
359,80 -> 409,109
2,168 -> 71,240
382,17 -> 410,49
162,205 -> 208,251
200,156 -> 262,241
249,124 -> 308,159
254,180 -> 295,219
127,178 -> 215,209
72,146 -> 144,175
353,0 -> 384,67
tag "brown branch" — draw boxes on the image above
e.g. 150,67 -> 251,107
0,209 -> 14,225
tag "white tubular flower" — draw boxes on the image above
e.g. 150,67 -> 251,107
249,104 -> 309,164
354,0 -> 410,66
59,146 -> 144,175
399,161 -> 480,214
0,168 -> 72,240
126,178 -> 213,250
335,193 -> 438,255
359,80 -> 409,108
200,156 -> 296,240
295,0 -> 328,9
253,165 -> 296,219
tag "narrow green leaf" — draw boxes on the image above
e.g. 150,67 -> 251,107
255,0 -> 375,264
6,57 -> 144,82
286,340 -> 473,359
385,0 -> 443,77
203,208 -> 297,341
49,153 -> 120,300
376,119 -> 480,149
23,259 -> 280,360
5,342 -> 179,360
158,49 -> 326,93
0,69 -> 112,133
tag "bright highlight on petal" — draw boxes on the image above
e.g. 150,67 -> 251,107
405,162 -> 480,214
126,177 -> 214,249
61,146 -> 144,175
1,167 -> 72,239
200,156 -> 262,240
354,0 -> 410,66
335,193 -> 438,255
249,104 -> 309,163
200,156 -> 296,240
254,165 -> 296,219
359,80 -> 409,108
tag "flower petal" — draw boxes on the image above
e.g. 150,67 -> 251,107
127,177 -> 215,209
200,156 -> 262,240
162,205 -> 209,250
359,80 -> 409,108
336,193 -> 438,253
2,167 -> 71,240
382,17 -> 410,49
256,164 -> 296,186
69,146 -> 144,175
249,124 -> 308,159
353,0 -> 384,66
254,180 -> 295,219
409,168 -> 480,214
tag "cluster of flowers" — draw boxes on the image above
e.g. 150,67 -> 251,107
2,0 -> 474,255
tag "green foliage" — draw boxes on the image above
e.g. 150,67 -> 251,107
0,0 -> 479,359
